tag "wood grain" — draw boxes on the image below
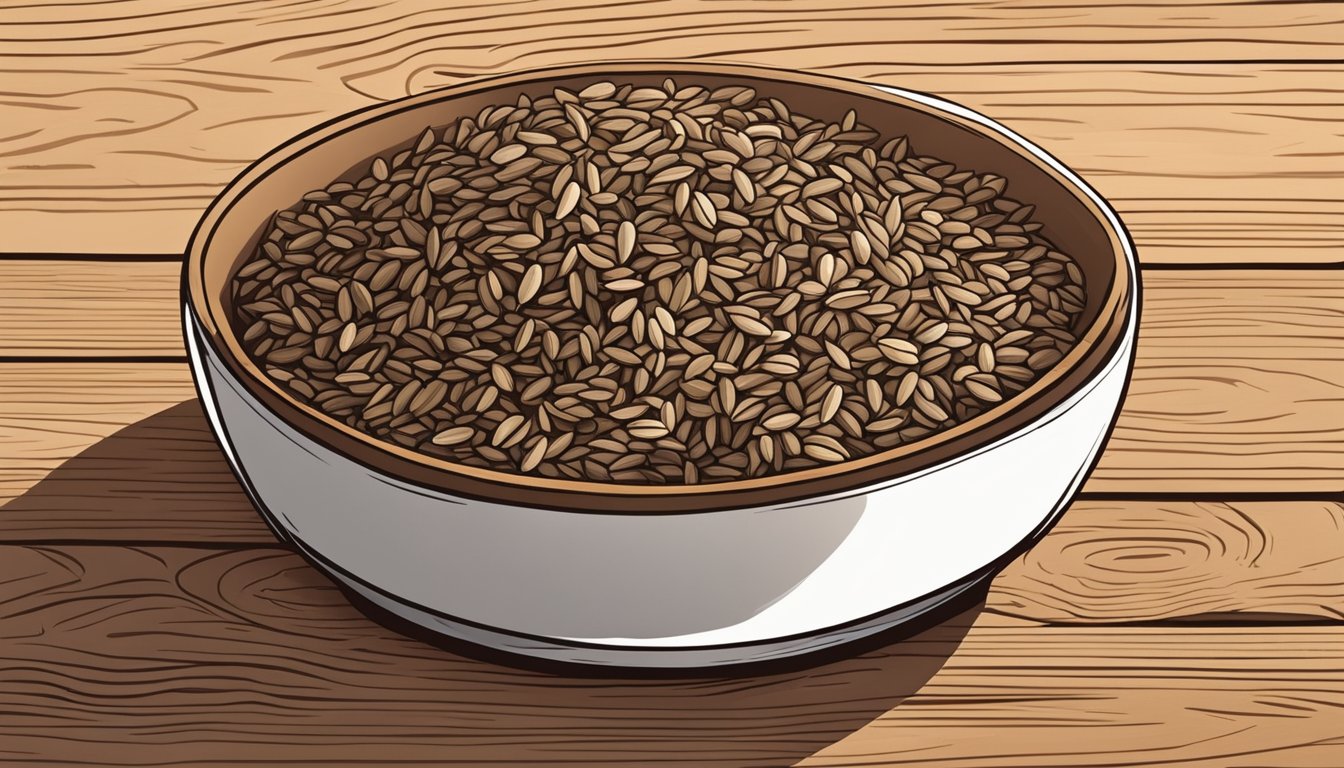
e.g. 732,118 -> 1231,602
993,500 -> 1344,625
0,259 -> 181,357
0,543 -> 1340,767
1103,269 -> 1344,492
1,0 -> 1341,259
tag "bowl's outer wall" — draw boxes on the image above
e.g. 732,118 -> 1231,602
187,64 -> 1132,513
189,306 -> 1133,648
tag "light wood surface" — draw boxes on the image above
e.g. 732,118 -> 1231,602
0,544 -> 1341,768
996,500 -> 1344,625
1,0 -> 1341,258
2,2 -> 1340,765
0,259 -> 181,357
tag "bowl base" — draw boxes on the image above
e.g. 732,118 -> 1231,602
291,536 -> 990,669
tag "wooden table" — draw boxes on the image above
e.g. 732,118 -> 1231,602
3,2 -> 1342,765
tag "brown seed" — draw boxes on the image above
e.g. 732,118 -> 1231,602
517,131 -> 556,145
1028,348 -> 1064,370
732,168 -> 755,202
817,253 -> 836,286
803,178 -> 844,198
942,285 -> 983,306
914,394 -> 950,422
350,282 -> 374,315
849,230 -> 872,264
234,79 -> 1086,486
650,165 -> 696,186
503,233 -> 541,250
977,342 -> 996,372
865,379 -> 884,412
653,306 -> 676,336
915,322 -> 949,344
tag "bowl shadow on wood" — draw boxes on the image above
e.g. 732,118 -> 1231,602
4,398 -> 985,764
1,400 -> 264,542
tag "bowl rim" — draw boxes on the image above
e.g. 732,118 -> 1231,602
185,60 -> 1137,513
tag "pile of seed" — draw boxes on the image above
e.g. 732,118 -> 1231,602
231,79 -> 1087,485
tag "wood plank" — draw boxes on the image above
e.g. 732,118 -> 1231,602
6,265 -> 1344,489
1,0 -> 1341,259
802,626 -> 1344,768
994,500 -> 1344,625
0,259 -> 181,357
1102,269 -> 1344,493
0,543 -> 1341,767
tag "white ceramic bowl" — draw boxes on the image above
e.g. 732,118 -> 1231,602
184,63 -> 1138,668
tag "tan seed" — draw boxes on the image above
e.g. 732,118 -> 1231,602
729,314 -> 771,337
432,427 -> 475,446
520,437 -> 549,472
605,278 -> 645,292
617,220 -> 636,263
878,338 -> 920,366
691,191 -> 718,227
491,363 -> 515,392
896,371 -> 920,405
518,264 -> 543,304
491,415 -> 525,447
579,81 -> 616,100
803,443 -> 846,463
490,144 -> 527,164
629,419 -> 670,439
820,384 -> 843,423
338,323 -> 358,353
556,182 -> 581,218
825,289 -> 869,310
762,413 -> 801,431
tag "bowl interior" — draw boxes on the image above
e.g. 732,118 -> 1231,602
188,62 -> 1133,513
